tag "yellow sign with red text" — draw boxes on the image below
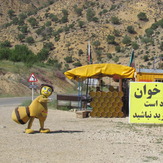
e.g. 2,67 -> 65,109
129,82 -> 163,123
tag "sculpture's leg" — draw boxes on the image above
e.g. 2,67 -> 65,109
39,117 -> 50,133
25,117 -> 35,134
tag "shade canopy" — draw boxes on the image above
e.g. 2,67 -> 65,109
64,63 -> 135,81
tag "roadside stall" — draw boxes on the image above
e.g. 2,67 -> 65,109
64,63 -> 136,118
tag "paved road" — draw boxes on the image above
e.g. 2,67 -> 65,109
0,96 -> 33,106
0,95 -> 56,106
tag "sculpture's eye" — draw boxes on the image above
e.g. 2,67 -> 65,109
43,87 -> 46,90
48,88 -> 51,92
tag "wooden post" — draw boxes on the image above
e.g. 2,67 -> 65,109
119,79 -> 123,92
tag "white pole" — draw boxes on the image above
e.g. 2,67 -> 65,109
32,82 -> 34,101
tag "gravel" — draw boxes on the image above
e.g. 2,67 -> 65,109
0,105 -> 163,163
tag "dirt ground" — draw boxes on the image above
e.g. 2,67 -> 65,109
0,105 -> 163,163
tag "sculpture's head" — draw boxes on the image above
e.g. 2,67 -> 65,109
40,84 -> 54,97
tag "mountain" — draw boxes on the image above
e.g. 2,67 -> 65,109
0,0 -> 163,96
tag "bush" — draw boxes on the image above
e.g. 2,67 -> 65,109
73,61 -> 82,67
143,55 -> 149,62
145,28 -> 154,37
107,35 -> 116,44
110,16 -> 120,24
115,46 -> 121,52
74,6 -> 83,16
64,56 -> 73,63
78,20 -> 85,28
0,48 -> 11,60
127,26 -> 136,34
9,45 -> 36,63
25,37 -> 35,44
18,25 -> 28,34
132,42 -> 139,50
160,42 -> 163,51
0,40 -> 11,48
137,12 -> 148,21
28,17 -> 38,27
17,34 -> 25,42
61,15 -> 68,23
37,48 -> 50,61
106,53 -> 112,59
43,42 -> 54,50
122,35 -> 131,45
78,49 -> 84,56
8,10 -> 15,19
93,40 -> 101,48
86,8 -> 95,21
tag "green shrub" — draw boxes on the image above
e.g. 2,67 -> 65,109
137,12 -> 148,21
61,15 -> 68,23
18,25 -> 28,34
115,46 -> 121,52
8,10 -> 15,19
78,20 -> 85,28
73,61 -> 82,67
43,42 -> 54,50
86,8 -> 95,22
9,45 -> 36,63
122,35 -> 131,45
28,17 -> 38,27
25,37 -> 35,44
127,26 -> 136,34
74,6 -> 83,16
143,55 -> 149,62
0,40 -> 11,48
37,48 -> 50,61
78,49 -> 84,56
110,16 -> 120,24
17,34 -> 25,42
0,48 -> 11,60
132,42 -> 139,50
45,21 -> 52,27
64,56 -> 73,63
107,35 -> 116,44
106,53 -> 112,59
145,28 -> 154,37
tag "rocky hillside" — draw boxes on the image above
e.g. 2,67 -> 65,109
0,0 -> 163,96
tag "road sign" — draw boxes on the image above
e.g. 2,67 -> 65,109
28,73 -> 38,82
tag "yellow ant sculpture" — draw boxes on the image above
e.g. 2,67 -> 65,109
12,84 -> 54,134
